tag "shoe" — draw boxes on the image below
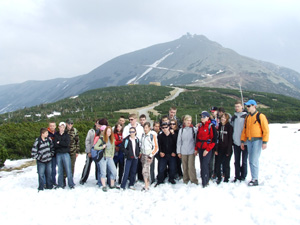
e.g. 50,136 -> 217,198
80,181 -> 85,185
110,185 -> 117,189
169,179 -> 176,185
154,183 -> 161,187
248,180 -> 258,186
129,186 -> 136,190
141,187 -> 149,192
224,179 -> 229,183
216,179 -> 221,185
102,186 -> 108,192
70,186 -> 75,189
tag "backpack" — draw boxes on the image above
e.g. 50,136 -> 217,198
91,137 -> 105,162
244,112 -> 268,129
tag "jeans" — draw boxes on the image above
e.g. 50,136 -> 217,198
157,154 -> 177,183
233,144 -> 248,180
247,139 -> 262,181
198,149 -> 213,187
121,158 -> 138,189
37,160 -> 53,190
51,156 -> 57,185
56,153 -> 74,188
113,151 -> 125,184
98,157 -> 117,185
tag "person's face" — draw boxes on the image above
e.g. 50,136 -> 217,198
169,109 -> 177,119
41,131 -> 48,138
162,125 -> 169,134
211,111 -> 217,117
129,117 -> 136,125
95,122 -> 101,130
201,116 -> 209,123
139,117 -> 146,126
221,115 -> 227,124
246,104 -> 256,113
49,123 -> 56,132
162,118 -> 170,124
106,128 -> 112,137
67,123 -> 73,130
117,124 -> 122,132
59,125 -> 65,133
219,112 -> 224,118
144,125 -> 151,134
118,118 -> 125,125
235,104 -> 243,113
129,128 -> 136,137
184,118 -> 192,127
153,124 -> 160,132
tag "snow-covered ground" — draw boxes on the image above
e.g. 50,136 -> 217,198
1,124 -> 300,225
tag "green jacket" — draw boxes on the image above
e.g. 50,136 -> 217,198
94,137 -> 115,158
67,127 -> 80,154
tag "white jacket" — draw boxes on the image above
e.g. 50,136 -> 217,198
140,130 -> 158,157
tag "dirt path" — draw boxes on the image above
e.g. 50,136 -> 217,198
116,87 -> 185,125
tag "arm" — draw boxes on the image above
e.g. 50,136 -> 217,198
176,129 -> 182,154
94,138 -> 105,151
31,139 -> 39,159
151,133 -> 159,157
75,129 -> 80,154
227,125 -> 233,155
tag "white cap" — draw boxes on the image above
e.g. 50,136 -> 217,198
59,122 -> 66,127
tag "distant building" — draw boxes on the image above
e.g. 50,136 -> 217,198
149,82 -> 161,86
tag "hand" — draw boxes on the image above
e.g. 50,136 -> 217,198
57,141 -> 59,144
88,153 -> 92,158
196,123 -> 200,127
241,143 -> 245,150
170,129 -> 174,134
178,153 -> 182,159
215,151 -> 218,156
194,151 -> 198,156
103,144 -> 107,149
203,150 -> 208,157
138,154 -> 142,159
262,143 -> 267,150
160,152 -> 165,158
147,157 -> 153,163
76,153 -> 78,158
171,153 -> 176,157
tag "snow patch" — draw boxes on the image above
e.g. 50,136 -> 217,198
47,111 -> 61,118
70,95 -> 79,99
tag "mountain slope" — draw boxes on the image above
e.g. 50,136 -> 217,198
1,33 -> 300,113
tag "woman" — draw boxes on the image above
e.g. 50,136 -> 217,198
195,111 -> 217,188
170,119 -> 182,179
176,115 -> 198,185
120,127 -> 141,190
215,113 -> 233,184
113,123 -> 124,184
94,126 -> 117,192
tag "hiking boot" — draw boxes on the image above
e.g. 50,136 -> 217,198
141,187 -> 149,192
216,179 -> 222,185
129,186 -> 136,190
79,181 -> 85,185
70,186 -> 75,190
154,183 -> 161,187
102,186 -> 108,192
248,180 -> 258,186
169,179 -> 176,185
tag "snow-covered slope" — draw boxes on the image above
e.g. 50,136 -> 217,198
0,124 -> 300,225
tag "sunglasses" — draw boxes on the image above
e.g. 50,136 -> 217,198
162,126 -> 169,129
129,131 -> 135,133
170,123 -> 176,125
129,118 -> 134,121
246,105 -> 252,108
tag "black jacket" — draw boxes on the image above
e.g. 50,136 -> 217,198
54,131 -> 70,154
120,136 -> 140,159
217,122 -> 233,155
158,132 -> 177,155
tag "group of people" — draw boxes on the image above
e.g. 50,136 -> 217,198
31,99 -> 269,191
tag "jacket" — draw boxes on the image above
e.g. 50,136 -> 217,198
120,136 -> 140,159
54,132 -> 70,154
231,111 -> 247,146
217,122 -> 233,155
241,111 -> 269,143
94,137 -> 115,158
85,129 -> 95,153
195,120 -> 217,152
31,137 -> 54,163
176,125 -> 197,155
158,132 -> 177,155
140,131 -> 158,157
66,127 -> 80,155
123,123 -> 144,140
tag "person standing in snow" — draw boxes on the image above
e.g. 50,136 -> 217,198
231,101 -> 248,182
31,128 -> 55,191
47,121 -> 57,186
140,122 -> 159,191
113,122 -> 124,185
195,111 -> 217,187
177,115 -> 198,185
241,100 -> 269,186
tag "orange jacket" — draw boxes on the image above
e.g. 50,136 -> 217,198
241,111 -> 269,143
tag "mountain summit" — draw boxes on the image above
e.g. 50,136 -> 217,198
1,33 -> 300,113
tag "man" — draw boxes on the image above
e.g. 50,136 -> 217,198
118,116 -> 126,128
54,122 -> 75,189
123,114 -> 144,181
209,106 -> 219,179
241,99 -> 269,186
231,101 -> 248,182
139,114 -> 147,127
80,119 -> 104,185
156,123 -> 177,186
66,118 -> 80,177
47,122 -> 57,185
168,106 -> 181,127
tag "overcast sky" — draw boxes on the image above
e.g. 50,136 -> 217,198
0,0 -> 299,85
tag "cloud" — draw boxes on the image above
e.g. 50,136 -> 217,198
0,0 -> 299,85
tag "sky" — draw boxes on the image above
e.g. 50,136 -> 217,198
0,0 -> 300,85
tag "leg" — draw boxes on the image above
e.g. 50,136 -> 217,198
80,154 -> 93,184
168,155 -> 177,182
157,156 -> 167,184
51,156 -> 57,185
150,157 -> 155,184
56,154 -> 64,188
181,155 -> 189,184
107,158 -> 117,187
233,144 -> 242,180
129,159 -> 138,187
37,161 -> 46,190
118,152 -> 125,184
99,158 -> 107,187
241,145 -> 248,180
188,154 -> 198,185
247,139 -> 262,181
224,153 -> 232,182
45,160 -> 53,189
62,153 -> 75,188
201,150 -> 212,187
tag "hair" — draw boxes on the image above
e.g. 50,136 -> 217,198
114,123 -> 123,134
153,121 -> 160,127
143,122 -> 151,128
48,121 -> 56,125
169,106 -> 177,111
103,126 -> 114,144
222,113 -> 230,124
119,115 -> 125,119
235,100 -> 243,106
139,114 -> 146,119
98,118 -> 108,126
40,128 -> 48,135
170,119 -> 178,130
161,115 -> 168,121
183,115 -> 192,121
218,107 -> 225,113
128,113 -> 137,119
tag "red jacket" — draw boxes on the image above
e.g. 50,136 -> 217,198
114,133 -> 123,146
195,120 -> 217,152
